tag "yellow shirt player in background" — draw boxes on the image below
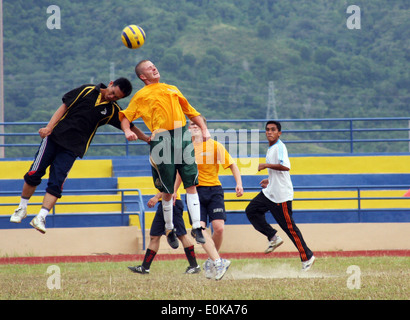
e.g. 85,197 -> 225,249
188,115 -> 244,279
120,60 -> 209,250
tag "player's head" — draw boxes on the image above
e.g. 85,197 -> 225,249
103,78 -> 132,102
189,115 -> 207,127
265,120 -> 282,145
189,115 -> 206,140
135,60 -> 160,84
112,77 -> 133,98
265,120 -> 281,132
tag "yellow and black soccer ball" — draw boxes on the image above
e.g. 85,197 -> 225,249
121,25 -> 146,49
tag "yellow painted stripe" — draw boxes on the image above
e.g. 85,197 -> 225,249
117,176 -> 158,195
0,159 -> 113,179
1,155 -> 409,180
219,155 -> 410,175
224,190 -> 410,211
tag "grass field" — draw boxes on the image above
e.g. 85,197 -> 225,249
0,255 -> 408,301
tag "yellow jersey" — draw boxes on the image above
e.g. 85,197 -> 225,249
193,138 -> 235,186
119,83 -> 200,132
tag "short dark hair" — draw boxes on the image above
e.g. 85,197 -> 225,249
265,120 -> 281,132
113,77 -> 133,97
135,59 -> 150,80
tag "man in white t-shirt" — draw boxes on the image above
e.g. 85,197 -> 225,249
245,121 -> 315,271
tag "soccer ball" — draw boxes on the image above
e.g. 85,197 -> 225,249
121,25 -> 146,49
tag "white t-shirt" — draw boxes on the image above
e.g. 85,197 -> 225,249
262,139 -> 294,203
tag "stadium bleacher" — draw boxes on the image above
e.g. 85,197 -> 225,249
120,155 -> 410,226
0,155 -> 409,232
0,159 -> 136,230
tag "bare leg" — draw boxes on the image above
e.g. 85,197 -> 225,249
41,192 -> 58,211
211,219 -> 225,252
200,221 -> 220,261
147,235 -> 161,252
21,182 -> 37,199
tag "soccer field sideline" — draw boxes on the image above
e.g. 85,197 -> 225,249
1,249 -> 409,265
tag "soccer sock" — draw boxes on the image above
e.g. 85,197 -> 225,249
162,199 -> 174,230
19,197 -> 29,209
186,193 -> 201,229
142,249 -> 157,270
184,245 -> 198,267
38,207 -> 49,219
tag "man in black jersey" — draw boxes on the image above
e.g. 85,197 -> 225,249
10,78 -> 149,233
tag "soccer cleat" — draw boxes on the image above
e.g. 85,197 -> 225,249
301,255 -> 316,271
128,265 -> 150,274
10,206 -> 27,223
29,215 -> 46,234
184,265 -> 201,274
191,227 -> 206,244
265,235 -> 284,254
214,258 -> 231,281
203,258 -> 215,279
165,228 -> 179,249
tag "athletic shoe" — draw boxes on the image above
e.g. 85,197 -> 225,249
265,235 -> 284,254
203,258 -> 215,279
165,228 -> 179,249
128,265 -> 150,274
185,265 -> 201,274
10,206 -> 27,223
214,258 -> 231,281
191,227 -> 206,244
301,255 -> 316,271
30,215 -> 46,234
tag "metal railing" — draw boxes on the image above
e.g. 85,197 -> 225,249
1,117 -> 409,157
0,188 -> 147,250
223,185 -> 410,223
1,184 -> 408,246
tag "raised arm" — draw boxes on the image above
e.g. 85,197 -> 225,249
38,103 -> 68,138
121,117 -> 138,141
258,163 -> 290,172
130,125 -> 151,144
229,163 -> 244,197
190,115 -> 211,141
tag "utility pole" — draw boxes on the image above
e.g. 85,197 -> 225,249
110,62 -> 115,81
266,81 -> 278,120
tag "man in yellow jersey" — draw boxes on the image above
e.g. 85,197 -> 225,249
120,60 -> 209,249
188,116 -> 244,279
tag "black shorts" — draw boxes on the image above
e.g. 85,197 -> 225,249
24,136 -> 77,198
196,185 -> 226,225
150,199 -> 187,237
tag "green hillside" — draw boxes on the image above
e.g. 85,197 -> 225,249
2,0 -> 409,156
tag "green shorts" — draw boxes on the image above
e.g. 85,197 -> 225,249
149,126 -> 198,194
